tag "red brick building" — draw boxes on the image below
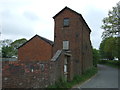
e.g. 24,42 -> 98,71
2,7 -> 93,88
51,6 -> 93,82
18,35 -> 53,62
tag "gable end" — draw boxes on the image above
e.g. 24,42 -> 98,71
18,35 -> 54,49
53,6 -> 91,32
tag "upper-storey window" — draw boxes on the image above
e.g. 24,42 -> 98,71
63,18 -> 69,27
63,41 -> 69,50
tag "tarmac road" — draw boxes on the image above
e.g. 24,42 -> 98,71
76,64 -> 119,89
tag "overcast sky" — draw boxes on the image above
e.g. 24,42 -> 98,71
0,0 -> 119,49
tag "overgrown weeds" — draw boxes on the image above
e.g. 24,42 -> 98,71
47,67 -> 98,88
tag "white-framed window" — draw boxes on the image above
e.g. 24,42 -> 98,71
63,41 -> 69,50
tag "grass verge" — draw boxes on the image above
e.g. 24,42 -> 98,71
98,60 -> 120,68
47,67 -> 98,88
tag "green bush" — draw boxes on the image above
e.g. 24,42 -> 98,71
98,60 -> 120,68
93,49 -> 100,67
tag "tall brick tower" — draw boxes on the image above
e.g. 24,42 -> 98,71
52,7 -> 93,81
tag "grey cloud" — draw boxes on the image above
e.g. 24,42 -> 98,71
23,11 -> 39,21
2,21 -> 34,36
2,10 -> 34,37
1,10 -> 12,18
83,8 -> 106,49
0,0 -> 31,10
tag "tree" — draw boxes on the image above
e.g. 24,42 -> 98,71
115,37 -> 120,60
101,1 -> 120,60
93,48 -> 100,67
11,38 -> 27,49
11,38 -> 27,56
2,46 -> 14,58
0,39 -> 12,47
99,37 -> 119,60
104,37 -> 116,57
1,38 -> 27,58
101,2 -> 120,38
0,39 -> 13,58
99,39 -> 106,59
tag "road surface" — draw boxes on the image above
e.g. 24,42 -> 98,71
76,64 -> 119,89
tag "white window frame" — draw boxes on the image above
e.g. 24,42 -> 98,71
63,41 -> 69,50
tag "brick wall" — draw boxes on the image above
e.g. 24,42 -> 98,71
50,51 -> 74,82
82,22 -> 93,72
2,61 -> 52,88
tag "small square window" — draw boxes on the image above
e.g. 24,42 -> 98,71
63,41 -> 69,50
63,18 -> 69,27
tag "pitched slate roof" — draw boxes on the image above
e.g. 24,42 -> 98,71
53,6 -> 91,32
18,34 -> 54,49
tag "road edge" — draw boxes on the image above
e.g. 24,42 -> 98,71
72,71 -> 98,88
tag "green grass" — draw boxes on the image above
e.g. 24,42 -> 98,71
47,67 -> 98,88
98,60 -> 120,68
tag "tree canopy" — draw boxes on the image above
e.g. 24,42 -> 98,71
99,37 -> 119,60
1,38 -> 27,58
101,2 -> 120,38
11,38 -> 27,49
100,2 -> 120,61
93,48 -> 100,67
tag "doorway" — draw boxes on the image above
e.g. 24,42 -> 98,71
64,55 -> 71,81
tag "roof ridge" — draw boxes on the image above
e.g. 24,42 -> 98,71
53,6 -> 81,19
18,34 -> 54,49
36,35 -> 54,45
53,7 -> 91,32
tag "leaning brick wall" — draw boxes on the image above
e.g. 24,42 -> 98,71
2,61 -> 52,88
